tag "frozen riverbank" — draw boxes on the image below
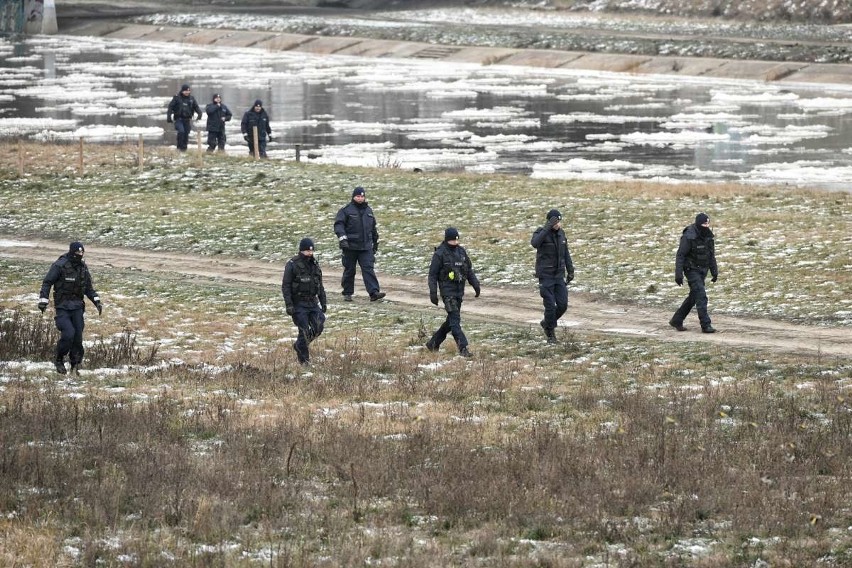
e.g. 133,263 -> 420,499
56,3 -> 852,65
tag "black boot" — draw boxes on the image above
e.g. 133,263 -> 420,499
541,319 -> 557,343
54,358 -> 67,375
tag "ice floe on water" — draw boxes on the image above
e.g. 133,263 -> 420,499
1,34 -> 851,189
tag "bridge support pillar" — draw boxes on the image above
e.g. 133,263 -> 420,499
23,0 -> 57,34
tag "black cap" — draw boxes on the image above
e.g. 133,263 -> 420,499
181,84 -> 191,91
299,238 -> 314,252
69,241 -> 84,254
352,186 -> 365,197
546,209 -> 562,221
695,213 -> 710,225
212,93 -> 220,100
254,99 -> 263,107
444,227 -> 459,241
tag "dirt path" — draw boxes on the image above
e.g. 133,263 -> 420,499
3,238 -> 850,359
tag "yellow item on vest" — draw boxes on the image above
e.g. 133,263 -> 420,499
448,271 -> 455,280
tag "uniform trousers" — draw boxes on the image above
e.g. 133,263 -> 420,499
55,308 -> 85,365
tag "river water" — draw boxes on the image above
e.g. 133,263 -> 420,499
1,34 -> 852,190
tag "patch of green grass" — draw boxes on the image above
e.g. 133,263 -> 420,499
1,152 -> 849,324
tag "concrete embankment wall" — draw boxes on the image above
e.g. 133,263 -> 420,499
62,21 -> 852,86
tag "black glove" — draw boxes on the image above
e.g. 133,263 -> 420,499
711,274 -> 718,283
267,134 -> 273,142
430,292 -> 439,306
372,242 -> 378,254
675,275 -> 683,286
339,239 -> 349,250
38,300 -> 47,313
196,114 -> 202,121
566,273 -> 574,284
166,117 -> 173,124
473,287 -> 481,298
243,134 -> 248,141
286,305 -> 294,316
95,301 -> 103,315
321,304 -> 327,313
547,216 -> 560,229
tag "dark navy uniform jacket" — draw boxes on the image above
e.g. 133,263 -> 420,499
428,242 -> 480,300
167,93 -> 201,121
675,224 -> 718,280
205,102 -> 232,133
334,201 -> 379,252
531,226 -> 574,280
282,254 -> 327,310
241,108 -> 271,139
39,254 -> 99,311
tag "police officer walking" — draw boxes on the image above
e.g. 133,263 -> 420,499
282,238 -> 328,365
427,227 -> 480,357
240,99 -> 272,158
166,84 -> 202,152
38,242 -> 102,375
333,186 -> 385,302
531,208 -> 574,344
205,93 -> 232,152
670,212 -> 718,333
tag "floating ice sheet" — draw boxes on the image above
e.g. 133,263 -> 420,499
1,33 -> 851,188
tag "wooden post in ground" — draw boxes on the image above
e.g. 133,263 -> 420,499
78,137 -> 84,176
295,144 -> 301,163
137,135 -> 144,173
252,126 -> 259,160
18,139 -> 24,177
197,130 -> 203,168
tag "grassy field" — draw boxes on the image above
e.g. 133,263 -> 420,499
0,143 -> 851,566
2,142 -> 850,324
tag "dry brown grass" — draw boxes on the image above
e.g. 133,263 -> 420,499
0,140 -> 258,179
0,521 -> 66,567
581,179 -> 820,200
0,295 -> 850,566
1,349 -> 849,566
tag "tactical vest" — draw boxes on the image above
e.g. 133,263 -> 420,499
290,258 -> 322,300
437,246 -> 468,283
692,241 -> 711,268
176,96 -> 197,119
54,260 -> 85,305
685,228 -> 714,270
